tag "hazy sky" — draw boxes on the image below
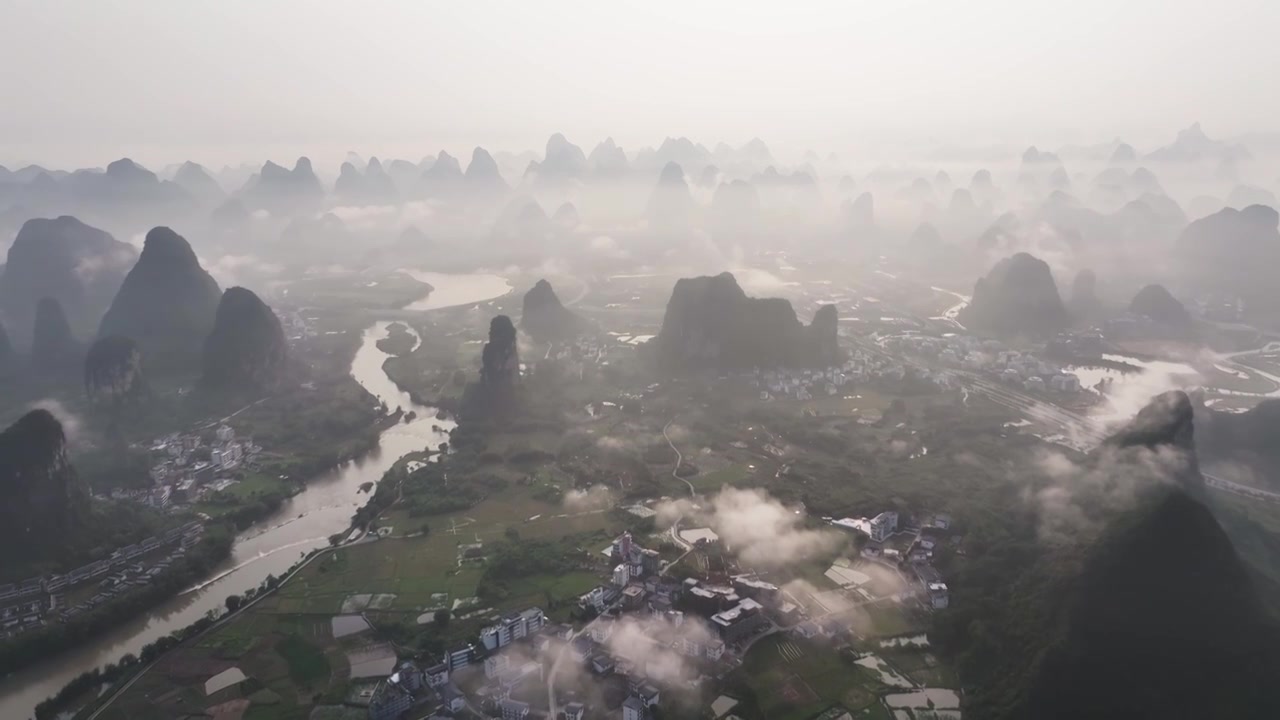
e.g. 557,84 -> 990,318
3,0 -> 1279,168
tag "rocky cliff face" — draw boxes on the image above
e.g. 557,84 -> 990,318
520,279 -> 586,343
959,253 -> 1069,336
808,304 -> 841,367
202,287 -> 289,390
0,320 -> 11,368
1026,392 -> 1280,719
1129,283 -> 1191,328
0,216 -> 136,346
98,227 -> 222,371
84,335 -> 146,407
652,272 -> 840,370
0,409 -> 88,546
32,297 -> 78,370
480,315 -> 520,387
462,315 -> 521,418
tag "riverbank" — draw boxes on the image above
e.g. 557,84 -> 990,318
8,273 -> 511,720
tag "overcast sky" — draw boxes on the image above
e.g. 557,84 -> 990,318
3,0 -> 1278,169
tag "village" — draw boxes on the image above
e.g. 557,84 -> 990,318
107,424 -> 263,510
332,501 -> 960,720
0,521 -> 204,640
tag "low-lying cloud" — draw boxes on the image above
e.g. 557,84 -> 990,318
604,613 -> 716,684
563,484 -> 616,512
658,487 -> 844,568
1027,442 -> 1192,542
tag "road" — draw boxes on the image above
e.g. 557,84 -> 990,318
663,418 -> 696,497
546,598 -> 621,719
87,534 -> 354,719
549,418 -> 697,716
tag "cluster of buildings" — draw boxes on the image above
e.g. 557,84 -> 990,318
528,333 -> 645,382
356,525 -> 839,720
279,309 -> 319,342
883,333 -> 1083,394
0,521 -> 203,638
110,425 -> 261,510
833,510 -> 952,611
365,658 -> 465,720
750,349 -> 918,401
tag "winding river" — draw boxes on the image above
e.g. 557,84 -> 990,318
0,273 -> 511,720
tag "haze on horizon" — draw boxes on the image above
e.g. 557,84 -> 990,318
4,0 -> 1280,168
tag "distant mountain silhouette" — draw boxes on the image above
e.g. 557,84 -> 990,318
240,157 -> 323,215
1176,204 -> 1280,310
98,227 -> 221,370
172,161 -> 225,206
0,216 -> 136,345
960,253 -> 1069,336
843,191 -> 875,228
646,162 -> 694,233
0,409 -> 89,548
1021,146 -> 1061,165
1129,284 -> 1191,329
203,287 -> 289,391
419,150 -> 464,196
527,133 -> 588,183
1146,122 -> 1250,164
651,272 -> 839,371
1068,268 -> 1101,320
521,279 -> 587,343
552,202 -> 580,228
588,138 -> 629,176
464,147 -> 508,195
1109,142 -> 1137,164
334,156 -> 398,205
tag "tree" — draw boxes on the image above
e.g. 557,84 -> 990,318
433,608 -> 451,628
225,594 -> 243,612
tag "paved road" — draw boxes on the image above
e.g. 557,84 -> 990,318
663,418 -> 696,497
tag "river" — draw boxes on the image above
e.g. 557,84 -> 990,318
1,272 -> 510,720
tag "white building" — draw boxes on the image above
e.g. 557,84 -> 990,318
480,607 -> 545,651
929,582 -> 950,609
869,511 -> 899,543
613,563 -> 630,587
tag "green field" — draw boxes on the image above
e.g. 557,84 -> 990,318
276,633 -> 331,686
733,635 -> 887,720
688,463 -> 754,491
